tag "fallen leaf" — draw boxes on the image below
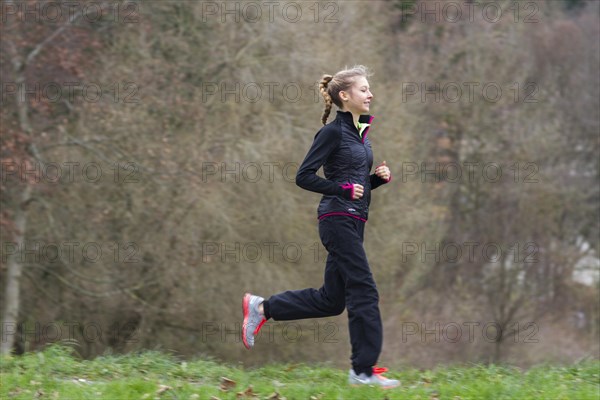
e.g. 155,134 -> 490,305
220,376 -> 237,391
156,384 -> 172,395
236,385 -> 258,399
284,364 -> 299,372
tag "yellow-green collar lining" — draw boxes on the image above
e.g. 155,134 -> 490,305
357,122 -> 370,138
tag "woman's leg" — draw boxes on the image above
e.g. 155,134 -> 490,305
264,251 -> 346,320
323,217 -> 383,376
246,220 -> 346,349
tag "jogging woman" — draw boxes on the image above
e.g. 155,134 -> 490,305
242,65 -> 399,389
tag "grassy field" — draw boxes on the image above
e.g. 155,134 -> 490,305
1,345 -> 598,399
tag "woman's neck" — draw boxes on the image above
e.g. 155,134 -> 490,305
342,108 -> 361,129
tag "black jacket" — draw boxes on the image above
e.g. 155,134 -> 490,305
296,110 -> 391,221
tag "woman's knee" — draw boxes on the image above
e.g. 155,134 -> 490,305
330,301 -> 346,316
346,290 -> 379,311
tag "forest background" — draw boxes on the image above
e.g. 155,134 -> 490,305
1,0 -> 598,369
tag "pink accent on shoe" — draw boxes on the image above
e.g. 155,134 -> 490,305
242,294 -> 251,349
373,366 -> 388,375
254,318 -> 266,335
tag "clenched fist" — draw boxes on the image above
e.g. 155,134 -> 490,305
351,184 -> 364,200
375,160 -> 391,182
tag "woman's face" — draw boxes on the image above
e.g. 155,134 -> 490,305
340,76 -> 373,115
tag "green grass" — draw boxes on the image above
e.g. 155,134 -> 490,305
1,344 -> 598,399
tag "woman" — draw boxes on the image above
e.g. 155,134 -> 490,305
242,65 -> 398,389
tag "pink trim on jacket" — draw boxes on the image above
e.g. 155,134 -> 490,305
318,212 -> 367,222
361,115 -> 375,143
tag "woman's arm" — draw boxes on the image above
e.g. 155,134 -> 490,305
295,127 -> 354,199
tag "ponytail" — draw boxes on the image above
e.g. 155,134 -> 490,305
319,75 -> 334,125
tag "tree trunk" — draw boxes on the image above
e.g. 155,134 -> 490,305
1,43 -> 32,355
1,185 -> 31,355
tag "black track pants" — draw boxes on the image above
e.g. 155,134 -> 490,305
263,216 -> 382,376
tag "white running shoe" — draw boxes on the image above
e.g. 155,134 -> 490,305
242,293 -> 267,349
348,366 -> 400,389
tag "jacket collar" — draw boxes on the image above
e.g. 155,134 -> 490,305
335,110 -> 374,142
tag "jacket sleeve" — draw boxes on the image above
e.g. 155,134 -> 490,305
296,127 -> 353,199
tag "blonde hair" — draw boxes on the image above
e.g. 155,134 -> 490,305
319,65 -> 372,125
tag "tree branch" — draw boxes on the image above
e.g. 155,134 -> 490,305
25,2 -> 90,66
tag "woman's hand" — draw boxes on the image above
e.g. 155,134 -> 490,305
352,184 -> 364,199
375,160 -> 391,182
341,183 -> 364,200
